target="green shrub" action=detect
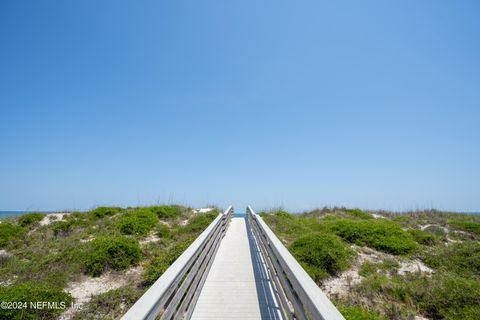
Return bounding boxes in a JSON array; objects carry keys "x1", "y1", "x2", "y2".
[
  {"x1": 0, "y1": 282, "x2": 73, "y2": 319},
  {"x1": 86, "y1": 236, "x2": 141, "y2": 276},
  {"x1": 143, "y1": 238, "x2": 193, "y2": 285},
  {"x1": 344, "y1": 208, "x2": 373, "y2": 219},
  {"x1": 143, "y1": 258, "x2": 171, "y2": 286},
  {"x1": 143, "y1": 212, "x2": 218, "y2": 284},
  {"x1": 180, "y1": 212, "x2": 218, "y2": 234},
  {"x1": 392, "y1": 215, "x2": 410, "y2": 223},
  {"x1": 338, "y1": 305, "x2": 386, "y2": 320},
  {"x1": 326, "y1": 219, "x2": 417, "y2": 255},
  {"x1": 89, "y1": 207, "x2": 122, "y2": 219},
  {"x1": 274, "y1": 210, "x2": 292, "y2": 219},
  {"x1": 262, "y1": 208, "x2": 480, "y2": 320},
  {"x1": 51, "y1": 220, "x2": 74, "y2": 236},
  {"x1": 449, "y1": 220, "x2": 480, "y2": 237},
  {"x1": 69, "y1": 211, "x2": 84, "y2": 219},
  {"x1": 356, "y1": 270, "x2": 480, "y2": 320},
  {"x1": 262, "y1": 212, "x2": 313, "y2": 244},
  {"x1": 117, "y1": 209, "x2": 158, "y2": 235},
  {"x1": 289, "y1": 233, "x2": 355, "y2": 282},
  {"x1": 409, "y1": 229, "x2": 438, "y2": 246},
  {"x1": 0, "y1": 223, "x2": 24, "y2": 248},
  {"x1": 418, "y1": 272, "x2": 480, "y2": 320},
  {"x1": 18, "y1": 213, "x2": 45, "y2": 227},
  {"x1": 150, "y1": 206, "x2": 182, "y2": 219},
  {"x1": 29, "y1": 242, "x2": 90, "y2": 288},
  {"x1": 356, "y1": 272, "x2": 428, "y2": 317},
  {"x1": 422, "y1": 241, "x2": 480, "y2": 277}
]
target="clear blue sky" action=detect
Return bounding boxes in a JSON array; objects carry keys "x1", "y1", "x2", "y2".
[{"x1": 1, "y1": 1, "x2": 479, "y2": 212}]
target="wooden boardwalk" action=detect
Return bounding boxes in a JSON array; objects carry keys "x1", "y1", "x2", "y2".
[
  {"x1": 122, "y1": 207, "x2": 345, "y2": 320},
  {"x1": 190, "y1": 217, "x2": 282, "y2": 320}
]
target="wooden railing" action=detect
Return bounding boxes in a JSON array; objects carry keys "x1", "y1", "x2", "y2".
[
  {"x1": 121, "y1": 206, "x2": 234, "y2": 320},
  {"x1": 246, "y1": 206, "x2": 345, "y2": 320}
]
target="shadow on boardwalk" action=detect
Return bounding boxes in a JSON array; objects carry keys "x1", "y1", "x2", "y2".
[{"x1": 246, "y1": 219, "x2": 283, "y2": 320}]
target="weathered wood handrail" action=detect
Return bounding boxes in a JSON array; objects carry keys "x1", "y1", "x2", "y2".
[
  {"x1": 121, "y1": 206, "x2": 234, "y2": 320},
  {"x1": 246, "y1": 206, "x2": 345, "y2": 320}
]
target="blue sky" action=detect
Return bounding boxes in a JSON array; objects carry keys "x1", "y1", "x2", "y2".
[{"x1": 1, "y1": 1, "x2": 479, "y2": 212}]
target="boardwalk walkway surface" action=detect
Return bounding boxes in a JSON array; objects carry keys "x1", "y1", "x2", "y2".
[{"x1": 191, "y1": 216, "x2": 282, "y2": 320}]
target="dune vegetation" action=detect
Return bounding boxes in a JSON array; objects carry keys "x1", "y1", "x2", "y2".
[
  {"x1": 262, "y1": 208, "x2": 480, "y2": 320},
  {"x1": 2, "y1": 205, "x2": 479, "y2": 320},
  {"x1": 0, "y1": 205, "x2": 219, "y2": 320}
]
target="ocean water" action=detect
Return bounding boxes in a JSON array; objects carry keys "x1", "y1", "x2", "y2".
[
  {"x1": 0, "y1": 211, "x2": 40, "y2": 218},
  {"x1": 233, "y1": 212, "x2": 246, "y2": 218},
  {"x1": 0, "y1": 211, "x2": 25, "y2": 218}
]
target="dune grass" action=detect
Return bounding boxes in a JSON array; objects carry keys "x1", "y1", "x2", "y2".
[
  {"x1": 422, "y1": 241, "x2": 480, "y2": 277},
  {"x1": 263, "y1": 207, "x2": 480, "y2": 320},
  {"x1": 0, "y1": 205, "x2": 219, "y2": 319},
  {"x1": 448, "y1": 219, "x2": 480, "y2": 237},
  {"x1": 18, "y1": 213, "x2": 45, "y2": 227},
  {"x1": 142, "y1": 211, "x2": 218, "y2": 285},
  {"x1": 325, "y1": 218, "x2": 417, "y2": 255},
  {"x1": 116, "y1": 208, "x2": 158, "y2": 236},
  {"x1": 290, "y1": 233, "x2": 355, "y2": 281},
  {"x1": 338, "y1": 305, "x2": 386, "y2": 320},
  {"x1": 0, "y1": 223, "x2": 24, "y2": 248},
  {"x1": 71, "y1": 286, "x2": 143, "y2": 320},
  {"x1": 0, "y1": 282, "x2": 73, "y2": 320},
  {"x1": 85, "y1": 236, "x2": 142, "y2": 276}
]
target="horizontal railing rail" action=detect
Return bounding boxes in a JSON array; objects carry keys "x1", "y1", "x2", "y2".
[
  {"x1": 247, "y1": 206, "x2": 345, "y2": 320},
  {"x1": 122, "y1": 206, "x2": 234, "y2": 320}
]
